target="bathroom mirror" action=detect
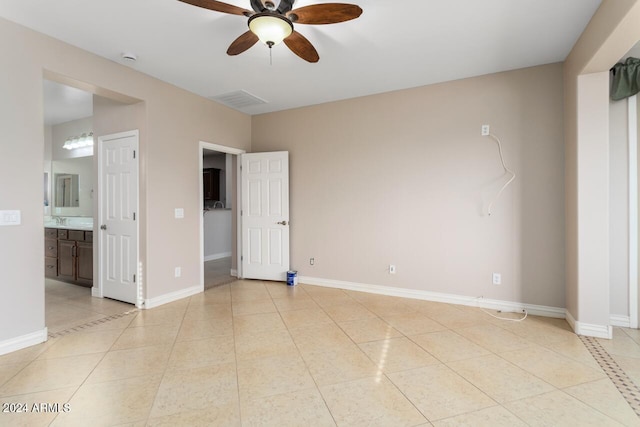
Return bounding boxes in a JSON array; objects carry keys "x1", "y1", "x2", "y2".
[
  {"x1": 50, "y1": 157, "x2": 93, "y2": 216},
  {"x1": 54, "y1": 173, "x2": 79, "y2": 207}
]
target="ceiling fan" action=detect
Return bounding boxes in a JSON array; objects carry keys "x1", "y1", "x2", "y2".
[{"x1": 178, "y1": 0, "x2": 363, "y2": 63}]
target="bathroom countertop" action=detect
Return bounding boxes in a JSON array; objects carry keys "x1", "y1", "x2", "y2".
[
  {"x1": 44, "y1": 218, "x2": 94, "y2": 231},
  {"x1": 45, "y1": 224, "x2": 93, "y2": 231}
]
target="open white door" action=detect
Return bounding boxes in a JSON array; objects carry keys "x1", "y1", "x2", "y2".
[
  {"x1": 241, "y1": 151, "x2": 289, "y2": 281},
  {"x1": 98, "y1": 130, "x2": 139, "y2": 304}
]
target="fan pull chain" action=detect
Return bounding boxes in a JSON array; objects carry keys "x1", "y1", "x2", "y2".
[{"x1": 267, "y1": 41, "x2": 274, "y2": 66}]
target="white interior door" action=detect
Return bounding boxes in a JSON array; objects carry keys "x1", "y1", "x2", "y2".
[
  {"x1": 99, "y1": 130, "x2": 139, "y2": 304},
  {"x1": 241, "y1": 151, "x2": 289, "y2": 281}
]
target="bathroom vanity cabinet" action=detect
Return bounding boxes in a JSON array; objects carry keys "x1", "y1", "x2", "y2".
[{"x1": 45, "y1": 228, "x2": 93, "y2": 287}]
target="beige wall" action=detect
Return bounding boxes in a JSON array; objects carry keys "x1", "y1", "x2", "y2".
[
  {"x1": 0, "y1": 17, "x2": 250, "y2": 348},
  {"x1": 564, "y1": 0, "x2": 640, "y2": 329},
  {"x1": 253, "y1": 63, "x2": 565, "y2": 308}
]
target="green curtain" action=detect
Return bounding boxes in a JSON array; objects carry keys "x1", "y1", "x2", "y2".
[{"x1": 611, "y1": 57, "x2": 640, "y2": 101}]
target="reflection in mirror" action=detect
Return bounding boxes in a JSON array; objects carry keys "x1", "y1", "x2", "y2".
[
  {"x1": 50, "y1": 157, "x2": 93, "y2": 216},
  {"x1": 54, "y1": 173, "x2": 79, "y2": 207},
  {"x1": 44, "y1": 172, "x2": 49, "y2": 207}
]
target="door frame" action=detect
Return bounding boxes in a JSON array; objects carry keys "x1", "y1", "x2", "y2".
[
  {"x1": 199, "y1": 141, "x2": 246, "y2": 290},
  {"x1": 95, "y1": 130, "x2": 140, "y2": 306},
  {"x1": 629, "y1": 95, "x2": 638, "y2": 329}
]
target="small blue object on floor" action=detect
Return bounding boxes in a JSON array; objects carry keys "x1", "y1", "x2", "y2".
[{"x1": 287, "y1": 270, "x2": 298, "y2": 286}]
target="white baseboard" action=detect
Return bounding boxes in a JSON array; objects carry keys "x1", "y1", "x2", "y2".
[
  {"x1": 143, "y1": 284, "x2": 202, "y2": 309},
  {"x1": 231, "y1": 269, "x2": 238, "y2": 277},
  {"x1": 204, "y1": 252, "x2": 232, "y2": 262},
  {"x1": 298, "y1": 276, "x2": 566, "y2": 319},
  {"x1": 611, "y1": 314, "x2": 631, "y2": 328},
  {"x1": 566, "y1": 310, "x2": 612, "y2": 339},
  {"x1": 0, "y1": 327, "x2": 48, "y2": 356}
]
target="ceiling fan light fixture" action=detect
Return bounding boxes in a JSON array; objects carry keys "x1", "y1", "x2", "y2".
[{"x1": 248, "y1": 12, "x2": 293, "y2": 47}]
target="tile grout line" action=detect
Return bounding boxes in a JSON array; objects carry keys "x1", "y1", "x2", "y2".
[{"x1": 579, "y1": 335, "x2": 640, "y2": 418}]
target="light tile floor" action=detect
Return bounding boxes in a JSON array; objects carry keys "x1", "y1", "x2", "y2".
[
  {"x1": 45, "y1": 279, "x2": 134, "y2": 335},
  {"x1": 1, "y1": 280, "x2": 638, "y2": 426}
]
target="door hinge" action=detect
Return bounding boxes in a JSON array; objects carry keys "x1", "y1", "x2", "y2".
[
  {"x1": 133, "y1": 274, "x2": 136, "y2": 283},
  {"x1": 241, "y1": 255, "x2": 243, "y2": 261},
  {"x1": 133, "y1": 212, "x2": 136, "y2": 221},
  {"x1": 241, "y1": 210, "x2": 243, "y2": 216},
  {"x1": 133, "y1": 150, "x2": 136, "y2": 159}
]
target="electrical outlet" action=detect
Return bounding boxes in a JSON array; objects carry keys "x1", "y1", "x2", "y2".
[
  {"x1": 175, "y1": 267, "x2": 181, "y2": 278},
  {"x1": 492, "y1": 272, "x2": 501, "y2": 285},
  {"x1": 310, "y1": 257, "x2": 315, "y2": 266},
  {"x1": 389, "y1": 264, "x2": 396, "y2": 274},
  {"x1": 481, "y1": 124, "x2": 490, "y2": 136}
]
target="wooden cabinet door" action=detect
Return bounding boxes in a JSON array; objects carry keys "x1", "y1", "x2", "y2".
[
  {"x1": 76, "y1": 241, "x2": 93, "y2": 286},
  {"x1": 57, "y1": 240, "x2": 76, "y2": 281},
  {"x1": 203, "y1": 168, "x2": 221, "y2": 201}
]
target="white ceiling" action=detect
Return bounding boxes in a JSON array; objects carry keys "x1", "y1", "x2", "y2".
[{"x1": 2, "y1": 0, "x2": 604, "y2": 116}]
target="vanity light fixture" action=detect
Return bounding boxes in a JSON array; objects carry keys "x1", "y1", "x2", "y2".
[{"x1": 63, "y1": 132, "x2": 94, "y2": 150}]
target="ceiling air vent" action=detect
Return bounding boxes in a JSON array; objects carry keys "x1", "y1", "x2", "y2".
[{"x1": 210, "y1": 90, "x2": 267, "y2": 110}]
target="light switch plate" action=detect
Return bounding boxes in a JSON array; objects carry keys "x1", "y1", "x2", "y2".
[
  {"x1": 0, "y1": 210, "x2": 21, "y2": 226},
  {"x1": 174, "y1": 208, "x2": 184, "y2": 219}
]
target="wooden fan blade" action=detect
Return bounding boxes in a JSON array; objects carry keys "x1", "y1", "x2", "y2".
[
  {"x1": 284, "y1": 31, "x2": 319, "y2": 63},
  {"x1": 287, "y1": 3, "x2": 362, "y2": 25},
  {"x1": 227, "y1": 31, "x2": 259, "y2": 55},
  {"x1": 178, "y1": 0, "x2": 252, "y2": 16}
]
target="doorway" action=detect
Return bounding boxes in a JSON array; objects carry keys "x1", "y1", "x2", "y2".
[
  {"x1": 199, "y1": 142, "x2": 245, "y2": 289},
  {"x1": 42, "y1": 80, "x2": 132, "y2": 334}
]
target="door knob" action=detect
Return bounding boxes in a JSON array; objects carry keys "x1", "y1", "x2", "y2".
[
  {"x1": 276, "y1": 220, "x2": 288, "y2": 226},
  {"x1": 100, "y1": 224, "x2": 107, "y2": 230}
]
